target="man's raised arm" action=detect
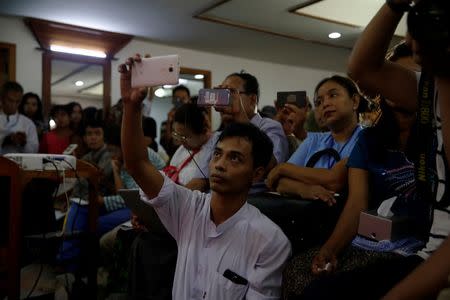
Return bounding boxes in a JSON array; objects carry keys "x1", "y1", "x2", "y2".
[{"x1": 119, "y1": 54, "x2": 164, "y2": 199}]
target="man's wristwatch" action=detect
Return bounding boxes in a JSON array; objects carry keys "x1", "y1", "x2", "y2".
[{"x1": 386, "y1": 0, "x2": 413, "y2": 14}]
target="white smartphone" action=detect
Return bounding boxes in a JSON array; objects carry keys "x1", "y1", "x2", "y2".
[
  {"x1": 63, "y1": 143, "x2": 78, "y2": 155},
  {"x1": 131, "y1": 55, "x2": 180, "y2": 88}
]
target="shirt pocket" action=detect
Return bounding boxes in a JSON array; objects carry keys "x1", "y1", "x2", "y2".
[{"x1": 208, "y1": 270, "x2": 248, "y2": 300}]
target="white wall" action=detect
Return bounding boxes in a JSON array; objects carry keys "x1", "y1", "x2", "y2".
[{"x1": 1, "y1": 15, "x2": 346, "y2": 130}]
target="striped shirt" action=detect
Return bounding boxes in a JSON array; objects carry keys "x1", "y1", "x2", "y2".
[{"x1": 103, "y1": 147, "x2": 166, "y2": 212}]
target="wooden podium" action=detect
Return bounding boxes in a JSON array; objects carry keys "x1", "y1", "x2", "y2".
[{"x1": 0, "y1": 156, "x2": 100, "y2": 299}]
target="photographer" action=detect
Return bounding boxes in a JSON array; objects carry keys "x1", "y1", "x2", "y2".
[{"x1": 307, "y1": 0, "x2": 450, "y2": 299}]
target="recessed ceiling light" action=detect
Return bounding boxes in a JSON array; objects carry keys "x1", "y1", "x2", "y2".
[
  {"x1": 163, "y1": 85, "x2": 173, "y2": 89},
  {"x1": 154, "y1": 88, "x2": 165, "y2": 97},
  {"x1": 194, "y1": 74, "x2": 204, "y2": 80},
  {"x1": 328, "y1": 32, "x2": 342, "y2": 39},
  {"x1": 75, "y1": 80, "x2": 84, "y2": 86}
]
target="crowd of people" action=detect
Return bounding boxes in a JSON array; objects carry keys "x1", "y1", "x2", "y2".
[{"x1": 1, "y1": 0, "x2": 450, "y2": 299}]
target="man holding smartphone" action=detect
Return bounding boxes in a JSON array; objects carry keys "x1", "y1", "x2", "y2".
[
  {"x1": 191, "y1": 72, "x2": 289, "y2": 193},
  {"x1": 119, "y1": 55, "x2": 291, "y2": 299}
]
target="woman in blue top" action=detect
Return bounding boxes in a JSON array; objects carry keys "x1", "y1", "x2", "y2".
[
  {"x1": 283, "y1": 97, "x2": 428, "y2": 299},
  {"x1": 266, "y1": 75, "x2": 365, "y2": 203}
]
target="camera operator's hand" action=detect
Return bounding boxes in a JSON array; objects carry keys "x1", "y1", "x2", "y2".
[
  {"x1": 213, "y1": 85, "x2": 250, "y2": 123},
  {"x1": 118, "y1": 53, "x2": 148, "y2": 107}
]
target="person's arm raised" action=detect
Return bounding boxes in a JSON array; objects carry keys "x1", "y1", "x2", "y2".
[
  {"x1": 347, "y1": 1, "x2": 417, "y2": 113},
  {"x1": 119, "y1": 54, "x2": 164, "y2": 199}
]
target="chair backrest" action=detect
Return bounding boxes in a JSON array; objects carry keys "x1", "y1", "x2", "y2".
[{"x1": 0, "y1": 156, "x2": 22, "y2": 299}]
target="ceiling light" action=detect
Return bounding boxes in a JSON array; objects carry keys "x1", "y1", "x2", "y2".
[
  {"x1": 75, "y1": 80, "x2": 84, "y2": 87},
  {"x1": 328, "y1": 32, "x2": 342, "y2": 39},
  {"x1": 194, "y1": 74, "x2": 204, "y2": 80},
  {"x1": 50, "y1": 44, "x2": 107, "y2": 58},
  {"x1": 154, "y1": 88, "x2": 165, "y2": 98},
  {"x1": 163, "y1": 85, "x2": 173, "y2": 89},
  {"x1": 179, "y1": 79, "x2": 188, "y2": 84}
]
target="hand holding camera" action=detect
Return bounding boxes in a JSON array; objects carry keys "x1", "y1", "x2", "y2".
[
  {"x1": 198, "y1": 86, "x2": 250, "y2": 123},
  {"x1": 118, "y1": 54, "x2": 149, "y2": 107}
]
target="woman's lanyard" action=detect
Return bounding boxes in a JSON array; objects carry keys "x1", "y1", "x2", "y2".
[{"x1": 327, "y1": 126, "x2": 359, "y2": 169}]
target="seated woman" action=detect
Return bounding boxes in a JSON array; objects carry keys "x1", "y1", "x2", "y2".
[
  {"x1": 266, "y1": 75, "x2": 365, "y2": 204},
  {"x1": 164, "y1": 103, "x2": 211, "y2": 188},
  {"x1": 18, "y1": 92, "x2": 47, "y2": 140},
  {"x1": 283, "y1": 99, "x2": 427, "y2": 299},
  {"x1": 39, "y1": 104, "x2": 72, "y2": 154}
]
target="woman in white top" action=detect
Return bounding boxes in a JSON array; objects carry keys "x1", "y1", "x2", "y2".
[{"x1": 165, "y1": 103, "x2": 211, "y2": 187}]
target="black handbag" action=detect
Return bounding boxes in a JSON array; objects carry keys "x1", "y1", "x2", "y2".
[{"x1": 249, "y1": 148, "x2": 345, "y2": 254}]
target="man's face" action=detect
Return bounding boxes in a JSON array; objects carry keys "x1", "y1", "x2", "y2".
[
  {"x1": 84, "y1": 127, "x2": 105, "y2": 151},
  {"x1": 209, "y1": 136, "x2": 256, "y2": 195},
  {"x1": 219, "y1": 76, "x2": 256, "y2": 126},
  {"x1": 173, "y1": 90, "x2": 190, "y2": 104},
  {"x1": 1, "y1": 90, "x2": 22, "y2": 115}
]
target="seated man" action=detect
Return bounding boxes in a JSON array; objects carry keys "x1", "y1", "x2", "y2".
[
  {"x1": 119, "y1": 55, "x2": 291, "y2": 299},
  {"x1": 0, "y1": 81, "x2": 38, "y2": 154},
  {"x1": 58, "y1": 120, "x2": 133, "y2": 268},
  {"x1": 192, "y1": 71, "x2": 289, "y2": 193}
]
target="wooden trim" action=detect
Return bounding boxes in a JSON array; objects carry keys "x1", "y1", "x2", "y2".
[
  {"x1": 194, "y1": 14, "x2": 351, "y2": 50},
  {"x1": 42, "y1": 52, "x2": 52, "y2": 118},
  {"x1": 41, "y1": 50, "x2": 111, "y2": 116},
  {"x1": 180, "y1": 67, "x2": 212, "y2": 88},
  {"x1": 288, "y1": 0, "x2": 324, "y2": 12},
  {"x1": 193, "y1": 0, "x2": 232, "y2": 17},
  {"x1": 24, "y1": 18, "x2": 133, "y2": 58},
  {"x1": 193, "y1": 1, "x2": 351, "y2": 50},
  {"x1": 0, "y1": 42, "x2": 16, "y2": 83},
  {"x1": 180, "y1": 67, "x2": 212, "y2": 121},
  {"x1": 103, "y1": 61, "x2": 111, "y2": 118}
]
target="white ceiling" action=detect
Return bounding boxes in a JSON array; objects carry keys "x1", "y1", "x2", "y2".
[{"x1": 0, "y1": 0, "x2": 403, "y2": 71}]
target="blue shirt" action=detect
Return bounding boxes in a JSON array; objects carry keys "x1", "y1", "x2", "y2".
[
  {"x1": 288, "y1": 126, "x2": 362, "y2": 168},
  {"x1": 346, "y1": 129, "x2": 417, "y2": 212}
]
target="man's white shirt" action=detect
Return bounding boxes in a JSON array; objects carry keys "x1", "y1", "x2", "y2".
[
  {"x1": 0, "y1": 112, "x2": 38, "y2": 154},
  {"x1": 140, "y1": 176, "x2": 291, "y2": 299}
]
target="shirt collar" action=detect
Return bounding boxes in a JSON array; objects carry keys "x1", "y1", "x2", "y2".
[{"x1": 206, "y1": 202, "x2": 249, "y2": 238}]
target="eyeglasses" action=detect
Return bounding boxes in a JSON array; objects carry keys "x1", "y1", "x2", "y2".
[{"x1": 171, "y1": 130, "x2": 188, "y2": 142}]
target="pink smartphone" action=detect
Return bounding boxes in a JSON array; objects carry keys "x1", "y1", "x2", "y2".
[
  {"x1": 131, "y1": 55, "x2": 180, "y2": 88},
  {"x1": 197, "y1": 89, "x2": 231, "y2": 107}
]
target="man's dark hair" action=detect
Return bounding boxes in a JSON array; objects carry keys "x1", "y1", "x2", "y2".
[
  {"x1": 1, "y1": 81, "x2": 23, "y2": 97},
  {"x1": 217, "y1": 123, "x2": 273, "y2": 169},
  {"x1": 81, "y1": 118, "x2": 104, "y2": 136},
  {"x1": 226, "y1": 72, "x2": 260, "y2": 100},
  {"x1": 49, "y1": 104, "x2": 71, "y2": 118},
  {"x1": 172, "y1": 85, "x2": 190, "y2": 98},
  {"x1": 174, "y1": 103, "x2": 208, "y2": 135}
]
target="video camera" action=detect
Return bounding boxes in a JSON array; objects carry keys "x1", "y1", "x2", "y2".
[{"x1": 407, "y1": 0, "x2": 450, "y2": 75}]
